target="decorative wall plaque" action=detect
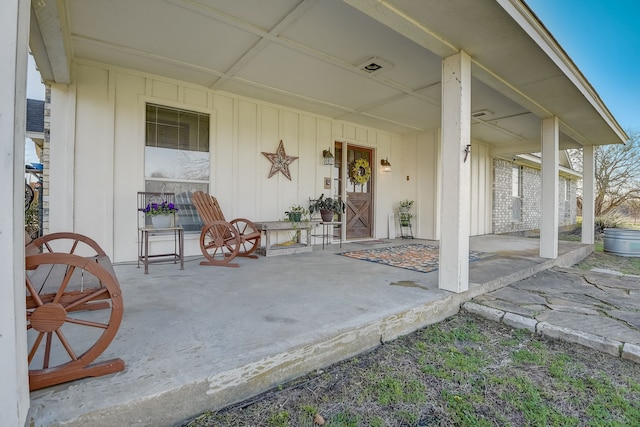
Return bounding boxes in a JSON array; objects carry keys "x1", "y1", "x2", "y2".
[{"x1": 262, "y1": 140, "x2": 298, "y2": 181}]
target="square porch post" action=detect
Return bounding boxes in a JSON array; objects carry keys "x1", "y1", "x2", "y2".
[
  {"x1": 540, "y1": 116, "x2": 559, "y2": 258},
  {"x1": 581, "y1": 145, "x2": 595, "y2": 244},
  {"x1": 0, "y1": 0, "x2": 31, "y2": 424},
  {"x1": 439, "y1": 51, "x2": 471, "y2": 293}
]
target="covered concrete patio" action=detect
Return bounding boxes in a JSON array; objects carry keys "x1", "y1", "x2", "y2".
[{"x1": 27, "y1": 235, "x2": 591, "y2": 427}]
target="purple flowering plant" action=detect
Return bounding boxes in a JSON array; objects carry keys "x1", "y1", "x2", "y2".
[{"x1": 143, "y1": 201, "x2": 178, "y2": 216}]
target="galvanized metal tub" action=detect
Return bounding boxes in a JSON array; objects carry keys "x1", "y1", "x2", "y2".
[{"x1": 603, "y1": 228, "x2": 640, "y2": 257}]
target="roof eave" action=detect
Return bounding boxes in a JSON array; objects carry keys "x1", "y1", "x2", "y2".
[
  {"x1": 29, "y1": 1, "x2": 71, "y2": 85},
  {"x1": 500, "y1": 0, "x2": 628, "y2": 145}
]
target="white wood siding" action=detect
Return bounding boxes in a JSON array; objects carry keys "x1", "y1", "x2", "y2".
[
  {"x1": 469, "y1": 141, "x2": 492, "y2": 236},
  {"x1": 48, "y1": 61, "x2": 497, "y2": 261},
  {"x1": 399, "y1": 132, "x2": 492, "y2": 239},
  {"x1": 54, "y1": 61, "x2": 402, "y2": 262}
]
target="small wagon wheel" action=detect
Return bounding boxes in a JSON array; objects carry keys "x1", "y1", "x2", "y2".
[
  {"x1": 25, "y1": 182, "x2": 35, "y2": 211},
  {"x1": 25, "y1": 253, "x2": 124, "y2": 390},
  {"x1": 199, "y1": 220, "x2": 241, "y2": 267},
  {"x1": 230, "y1": 218, "x2": 261, "y2": 258}
]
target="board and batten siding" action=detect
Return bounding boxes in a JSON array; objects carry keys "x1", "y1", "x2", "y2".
[
  {"x1": 50, "y1": 61, "x2": 407, "y2": 262},
  {"x1": 46, "y1": 61, "x2": 500, "y2": 262},
  {"x1": 401, "y1": 131, "x2": 492, "y2": 240}
]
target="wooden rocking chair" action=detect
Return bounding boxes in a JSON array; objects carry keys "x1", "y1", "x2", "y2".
[{"x1": 191, "y1": 191, "x2": 261, "y2": 267}]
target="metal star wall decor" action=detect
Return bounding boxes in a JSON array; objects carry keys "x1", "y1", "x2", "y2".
[{"x1": 262, "y1": 140, "x2": 298, "y2": 180}]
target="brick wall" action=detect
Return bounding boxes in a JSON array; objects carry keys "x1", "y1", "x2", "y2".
[
  {"x1": 492, "y1": 159, "x2": 512, "y2": 233},
  {"x1": 41, "y1": 85, "x2": 50, "y2": 234},
  {"x1": 492, "y1": 158, "x2": 577, "y2": 234}
]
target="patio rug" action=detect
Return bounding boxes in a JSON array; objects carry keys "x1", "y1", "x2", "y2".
[{"x1": 338, "y1": 243, "x2": 490, "y2": 273}]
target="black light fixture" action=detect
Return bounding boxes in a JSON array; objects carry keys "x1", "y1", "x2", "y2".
[
  {"x1": 322, "y1": 149, "x2": 334, "y2": 165},
  {"x1": 381, "y1": 158, "x2": 392, "y2": 172}
]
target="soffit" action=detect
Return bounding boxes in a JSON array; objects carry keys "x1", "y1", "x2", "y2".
[{"x1": 30, "y1": 0, "x2": 627, "y2": 151}]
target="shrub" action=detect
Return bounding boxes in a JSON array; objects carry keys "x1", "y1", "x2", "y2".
[
  {"x1": 25, "y1": 201, "x2": 39, "y2": 240},
  {"x1": 594, "y1": 213, "x2": 625, "y2": 234}
]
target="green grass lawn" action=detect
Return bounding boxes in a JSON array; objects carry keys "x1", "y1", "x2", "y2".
[
  {"x1": 559, "y1": 225, "x2": 640, "y2": 275},
  {"x1": 184, "y1": 315, "x2": 640, "y2": 427}
]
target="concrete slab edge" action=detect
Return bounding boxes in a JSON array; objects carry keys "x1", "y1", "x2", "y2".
[
  {"x1": 622, "y1": 343, "x2": 640, "y2": 363},
  {"x1": 503, "y1": 312, "x2": 537, "y2": 332},
  {"x1": 556, "y1": 244, "x2": 593, "y2": 267},
  {"x1": 467, "y1": 258, "x2": 561, "y2": 300},
  {"x1": 49, "y1": 297, "x2": 462, "y2": 427},
  {"x1": 463, "y1": 302, "x2": 640, "y2": 366},
  {"x1": 462, "y1": 302, "x2": 504, "y2": 322},
  {"x1": 537, "y1": 322, "x2": 622, "y2": 357}
]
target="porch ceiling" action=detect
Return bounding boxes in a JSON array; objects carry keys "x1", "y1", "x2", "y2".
[{"x1": 30, "y1": 0, "x2": 627, "y2": 152}]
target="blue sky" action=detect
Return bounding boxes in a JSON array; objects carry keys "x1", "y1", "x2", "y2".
[
  {"x1": 526, "y1": 0, "x2": 640, "y2": 134},
  {"x1": 25, "y1": 54, "x2": 45, "y2": 164},
  {"x1": 26, "y1": 55, "x2": 44, "y2": 164},
  {"x1": 27, "y1": 54, "x2": 45, "y2": 101}
]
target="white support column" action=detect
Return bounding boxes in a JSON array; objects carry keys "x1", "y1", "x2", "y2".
[
  {"x1": 439, "y1": 51, "x2": 471, "y2": 293},
  {"x1": 540, "y1": 117, "x2": 559, "y2": 258},
  {"x1": 581, "y1": 145, "x2": 595, "y2": 244},
  {"x1": 0, "y1": 1, "x2": 30, "y2": 424}
]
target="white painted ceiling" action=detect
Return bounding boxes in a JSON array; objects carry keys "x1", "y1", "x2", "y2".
[{"x1": 31, "y1": 0, "x2": 628, "y2": 153}]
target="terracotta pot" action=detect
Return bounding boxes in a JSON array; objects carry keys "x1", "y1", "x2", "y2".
[{"x1": 320, "y1": 209, "x2": 334, "y2": 222}]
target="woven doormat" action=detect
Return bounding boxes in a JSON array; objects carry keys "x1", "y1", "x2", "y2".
[{"x1": 339, "y1": 244, "x2": 490, "y2": 273}]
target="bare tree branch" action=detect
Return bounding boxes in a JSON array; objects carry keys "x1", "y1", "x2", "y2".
[{"x1": 587, "y1": 129, "x2": 640, "y2": 216}]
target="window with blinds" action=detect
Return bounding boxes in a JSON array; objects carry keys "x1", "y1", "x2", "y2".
[{"x1": 144, "y1": 104, "x2": 210, "y2": 232}]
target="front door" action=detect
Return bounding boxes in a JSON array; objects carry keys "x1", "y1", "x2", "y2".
[{"x1": 336, "y1": 143, "x2": 373, "y2": 239}]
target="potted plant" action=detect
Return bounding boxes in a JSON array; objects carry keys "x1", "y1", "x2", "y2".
[
  {"x1": 399, "y1": 211, "x2": 413, "y2": 226},
  {"x1": 398, "y1": 200, "x2": 414, "y2": 226},
  {"x1": 399, "y1": 199, "x2": 414, "y2": 211},
  {"x1": 142, "y1": 200, "x2": 178, "y2": 228},
  {"x1": 309, "y1": 193, "x2": 346, "y2": 222},
  {"x1": 280, "y1": 204, "x2": 310, "y2": 245},
  {"x1": 284, "y1": 204, "x2": 308, "y2": 223}
]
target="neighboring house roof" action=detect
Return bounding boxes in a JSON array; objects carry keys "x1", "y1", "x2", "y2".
[
  {"x1": 29, "y1": 0, "x2": 627, "y2": 152},
  {"x1": 26, "y1": 99, "x2": 44, "y2": 134}
]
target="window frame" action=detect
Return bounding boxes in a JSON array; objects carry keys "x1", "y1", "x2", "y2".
[
  {"x1": 143, "y1": 101, "x2": 213, "y2": 233},
  {"x1": 511, "y1": 164, "x2": 523, "y2": 223}
]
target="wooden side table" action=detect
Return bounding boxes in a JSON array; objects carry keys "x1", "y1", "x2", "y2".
[{"x1": 255, "y1": 221, "x2": 313, "y2": 256}]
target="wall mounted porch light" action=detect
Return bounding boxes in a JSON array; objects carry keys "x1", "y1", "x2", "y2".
[
  {"x1": 322, "y1": 149, "x2": 334, "y2": 165},
  {"x1": 381, "y1": 158, "x2": 392, "y2": 172}
]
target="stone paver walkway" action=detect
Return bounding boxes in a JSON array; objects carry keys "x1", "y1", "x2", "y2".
[{"x1": 464, "y1": 267, "x2": 640, "y2": 363}]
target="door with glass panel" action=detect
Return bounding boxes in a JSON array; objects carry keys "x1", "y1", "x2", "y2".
[{"x1": 335, "y1": 142, "x2": 373, "y2": 239}]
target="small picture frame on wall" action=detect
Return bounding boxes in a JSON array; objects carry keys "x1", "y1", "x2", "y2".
[{"x1": 324, "y1": 177, "x2": 331, "y2": 189}]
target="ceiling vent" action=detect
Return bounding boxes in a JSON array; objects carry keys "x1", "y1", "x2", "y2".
[
  {"x1": 471, "y1": 109, "x2": 493, "y2": 118},
  {"x1": 358, "y1": 57, "x2": 394, "y2": 74}
]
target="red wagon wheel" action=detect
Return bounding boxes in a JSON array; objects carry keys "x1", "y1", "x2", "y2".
[
  {"x1": 26, "y1": 253, "x2": 124, "y2": 390},
  {"x1": 199, "y1": 220, "x2": 241, "y2": 267},
  {"x1": 27, "y1": 232, "x2": 107, "y2": 257},
  {"x1": 230, "y1": 218, "x2": 261, "y2": 258}
]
